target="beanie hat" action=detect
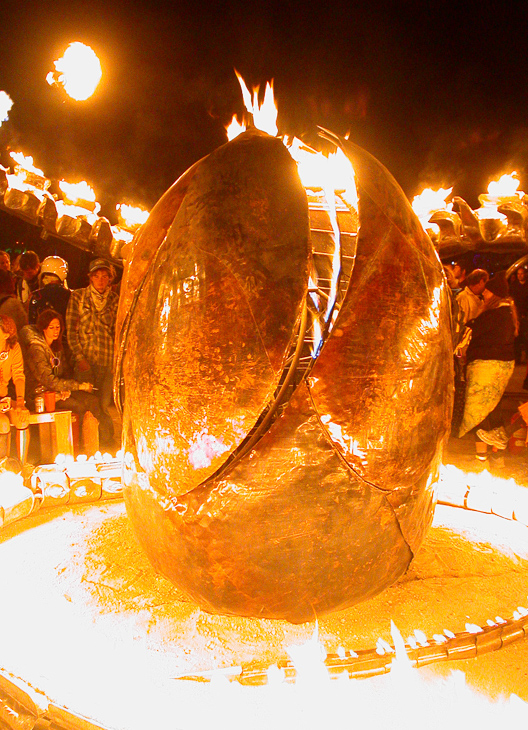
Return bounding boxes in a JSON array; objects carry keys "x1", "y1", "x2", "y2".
[{"x1": 486, "y1": 271, "x2": 509, "y2": 299}]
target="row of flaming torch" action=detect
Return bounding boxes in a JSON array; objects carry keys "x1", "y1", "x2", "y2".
[
  {"x1": 0, "y1": 149, "x2": 149, "y2": 262},
  {"x1": 411, "y1": 173, "x2": 528, "y2": 259},
  {"x1": 2, "y1": 52, "x2": 526, "y2": 267}
]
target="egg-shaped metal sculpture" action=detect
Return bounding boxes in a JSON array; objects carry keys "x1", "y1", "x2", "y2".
[{"x1": 116, "y1": 128, "x2": 453, "y2": 623}]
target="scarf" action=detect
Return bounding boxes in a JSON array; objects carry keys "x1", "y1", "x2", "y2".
[{"x1": 89, "y1": 284, "x2": 110, "y2": 312}]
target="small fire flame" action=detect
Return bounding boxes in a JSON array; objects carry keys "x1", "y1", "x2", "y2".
[
  {"x1": 235, "y1": 71, "x2": 278, "y2": 137},
  {"x1": 476, "y1": 171, "x2": 525, "y2": 221},
  {"x1": 487, "y1": 172, "x2": 523, "y2": 199},
  {"x1": 10, "y1": 151, "x2": 45, "y2": 177},
  {"x1": 111, "y1": 226, "x2": 134, "y2": 243},
  {"x1": 411, "y1": 187, "x2": 453, "y2": 233},
  {"x1": 47, "y1": 42, "x2": 102, "y2": 101},
  {"x1": 226, "y1": 114, "x2": 246, "y2": 141},
  {"x1": 116, "y1": 203, "x2": 150, "y2": 229},
  {"x1": 57, "y1": 179, "x2": 100, "y2": 222},
  {"x1": 0, "y1": 91, "x2": 13, "y2": 126},
  {"x1": 7, "y1": 151, "x2": 48, "y2": 198},
  {"x1": 59, "y1": 179, "x2": 97, "y2": 205}
]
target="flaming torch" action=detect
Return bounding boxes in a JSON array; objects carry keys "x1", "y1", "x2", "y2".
[
  {"x1": 411, "y1": 187, "x2": 454, "y2": 250},
  {"x1": 3, "y1": 151, "x2": 56, "y2": 229},
  {"x1": 0, "y1": 91, "x2": 13, "y2": 127},
  {"x1": 56, "y1": 178, "x2": 103, "y2": 247},
  {"x1": 475, "y1": 172, "x2": 528, "y2": 247},
  {"x1": 112, "y1": 203, "x2": 150, "y2": 260},
  {"x1": 46, "y1": 42, "x2": 102, "y2": 101}
]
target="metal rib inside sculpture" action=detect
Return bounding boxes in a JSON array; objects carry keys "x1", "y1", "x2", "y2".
[{"x1": 116, "y1": 124, "x2": 454, "y2": 623}]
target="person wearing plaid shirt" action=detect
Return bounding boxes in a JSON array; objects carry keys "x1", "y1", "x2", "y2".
[{"x1": 66, "y1": 259, "x2": 119, "y2": 448}]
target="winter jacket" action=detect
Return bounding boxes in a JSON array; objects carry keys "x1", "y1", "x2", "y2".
[
  {"x1": 0, "y1": 294, "x2": 28, "y2": 334},
  {"x1": 28, "y1": 284, "x2": 71, "y2": 325},
  {"x1": 466, "y1": 303, "x2": 516, "y2": 364},
  {"x1": 0, "y1": 343, "x2": 24, "y2": 398},
  {"x1": 19, "y1": 325, "x2": 80, "y2": 399}
]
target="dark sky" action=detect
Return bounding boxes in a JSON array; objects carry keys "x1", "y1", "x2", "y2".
[{"x1": 1, "y1": 0, "x2": 528, "y2": 219}]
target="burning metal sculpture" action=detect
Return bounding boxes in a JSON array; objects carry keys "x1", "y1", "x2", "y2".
[{"x1": 116, "y1": 127, "x2": 453, "y2": 623}]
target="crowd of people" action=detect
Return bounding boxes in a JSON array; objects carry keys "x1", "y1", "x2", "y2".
[
  {"x1": 0, "y1": 242, "x2": 526, "y2": 469},
  {"x1": 446, "y1": 258, "x2": 528, "y2": 463},
  {"x1": 0, "y1": 249, "x2": 119, "y2": 464}
]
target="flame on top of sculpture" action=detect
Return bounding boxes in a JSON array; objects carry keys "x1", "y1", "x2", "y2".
[
  {"x1": 117, "y1": 76, "x2": 453, "y2": 623},
  {"x1": 414, "y1": 172, "x2": 528, "y2": 258},
  {"x1": 46, "y1": 42, "x2": 102, "y2": 101}
]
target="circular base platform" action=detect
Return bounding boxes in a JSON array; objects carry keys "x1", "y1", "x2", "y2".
[{"x1": 1, "y1": 489, "x2": 528, "y2": 728}]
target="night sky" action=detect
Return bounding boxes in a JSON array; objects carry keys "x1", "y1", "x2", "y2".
[{"x1": 1, "y1": 0, "x2": 528, "y2": 220}]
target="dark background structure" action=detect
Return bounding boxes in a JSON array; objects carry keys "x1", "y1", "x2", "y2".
[{"x1": 1, "y1": 0, "x2": 528, "y2": 224}]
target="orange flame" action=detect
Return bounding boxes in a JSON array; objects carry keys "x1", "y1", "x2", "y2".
[
  {"x1": 57, "y1": 179, "x2": 100, "y2": 222},
  {"x1": 47, "y1": 42, "x2": 102, "y2": 101},
  {"x1": 116, "y1": 203, "x2": 149, "y2": 229},
  {"x1": 0, "y1": 91, "x2": 13, "y2": 126},
  {"x1": 225, "y1": 114, "x2": 246, "y2": 141},
  {"x1": 234, "y1": 71, "x2": 278, "y2": 136},
  {"x1": 10, "y1": 151, "x2": 44, "y2": 177},
  {"x1": 487, "y1": 172, "x2": 523, "y2": 199}
]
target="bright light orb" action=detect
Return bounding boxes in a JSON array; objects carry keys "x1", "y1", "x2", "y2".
[
  {"x1": 0, "y1": 91, "x2": 13, "y2": 125},
  {"x1": 47, "y1": 42, "x2": 102, "y2": 101}
]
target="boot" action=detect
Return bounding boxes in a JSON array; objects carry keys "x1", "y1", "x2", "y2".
[
  {"x1": 16, "y1": 428, "x2": 29, "y2": 464},
  {"x1": 0, "y1": 432, "x2": 10, "y2": 459},
  {"x1": 82, "y1": 411, "x2": 100, "y2": 456}
]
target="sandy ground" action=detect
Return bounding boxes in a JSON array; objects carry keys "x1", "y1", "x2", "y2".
[{"x1": 2, "y1": 465, "x2": 528, "y2": 727}]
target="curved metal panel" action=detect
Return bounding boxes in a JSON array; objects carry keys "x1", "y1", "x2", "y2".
[
  {"x1": 115, "y1": 159, "x2": 203, "y2": 351},
  {"x1": 309, "y1": 137, "x2": 453, "y2": 490},
  {"x1": 123, "y1": 383, "x2": 412, "y2": 623},
  {"x1": 123, "y1": 129, "x2": 311, "y2": 496}
]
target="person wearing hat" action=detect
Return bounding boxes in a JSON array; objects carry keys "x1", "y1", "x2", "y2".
[
  {"x1": 65, "y1": 258, "x2": 119, "y2": 449},
  {"x1": 458, "y1": 271, "x2": 516, "y2": 460},
  {"x1": 28, "y1": 256, "x2": 71, "y2": 326},
  {"x1": 15, "y1": 250, "x2": 40, "y2": 306}
]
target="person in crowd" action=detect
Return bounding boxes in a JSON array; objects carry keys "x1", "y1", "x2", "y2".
[
  {"x1": 477, "y1": 399, "x2": 528, "y2": 451},
  {"x1": 458, "y1": 272, "x2": 516, "y2": 460},
  {"x1": 0, "y1": 270, "x2": 28, "y2": 334},
  {"x1": 28, "y1": 256, "x2": 71, "y2": 325},
  {"x1": 66, "y1": 259, "x2": 119, "y2": 448},
  {"x1": 0, "y1": 251, "x2": 11, "y2": 272},
  {"x1": 455, "y1": 268, "x2": 488, "y2": 324},
  {"x1": 11, "y1": 254, "x2": 21, "y2": 277},
  {"x1": 0, "y1": 314, "x2": 30, "y2": 462},
  {"x1": 15, "y1": 251, "x2": 40, "y2": 306},
  {"x1": 445, "y1": 259, "x2": 471, "y2": 295},
  {"x1": 509, "y1": 266, "x2": 528, "y2": 364},
  {"x1": 19, "y1": 310, "x2": 100, "y2": 451},
  {"x1": 452, "y1": 259, "x2": 470, "y2": 291}
]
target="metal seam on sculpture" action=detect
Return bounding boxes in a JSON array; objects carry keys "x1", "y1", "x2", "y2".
[
  {"x1": 305, "y1": 383, "x2": 394, "y2": 495},
  {"x1": 196, "y1": 301, "x2": 309, "y2": 487}
]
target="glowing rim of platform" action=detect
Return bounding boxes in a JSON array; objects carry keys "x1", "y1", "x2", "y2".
[{"x1": 1, "y1": 467, "x2": 528, "y2": 727}]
